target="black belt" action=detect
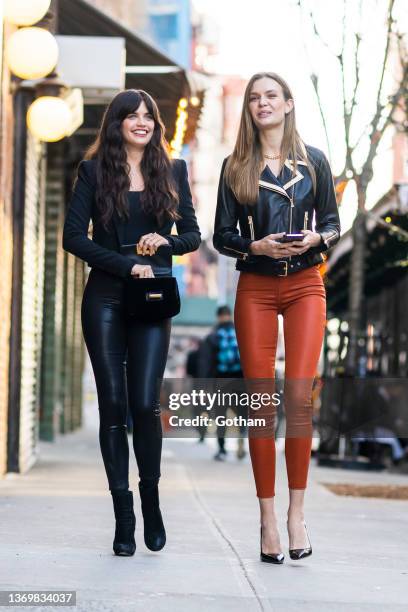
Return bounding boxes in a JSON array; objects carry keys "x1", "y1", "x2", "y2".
[
  {"x1": 270, "y1": 260, "x2": 289, "y2": 276},
  {"x1": 237, "y1": 254, "x2": 323, "y2": 276},
  {"x1": 270, "y1": 259, "x2": 315, "y2": 276}
]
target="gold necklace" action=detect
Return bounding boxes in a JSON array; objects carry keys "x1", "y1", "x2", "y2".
[{"x1": 264, "y1": 153, "x2": 281, "y2": 160}]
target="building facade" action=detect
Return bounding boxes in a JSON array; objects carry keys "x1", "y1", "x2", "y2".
[
  {"x1": 0, "y1": 13, "x2": 15, "y2": 477},
  {"x1": 0, "y1": 0, "x2": 203, "y2": 478}
]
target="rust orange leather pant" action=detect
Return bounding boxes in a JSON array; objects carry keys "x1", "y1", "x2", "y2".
[{"x1": 234, "y1": 265, "x2": 326, "y2": 498}]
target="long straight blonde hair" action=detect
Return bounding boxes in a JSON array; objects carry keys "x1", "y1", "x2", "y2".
[{"x1": 224, "y1": 72, "x2": 316, "y2": 205}]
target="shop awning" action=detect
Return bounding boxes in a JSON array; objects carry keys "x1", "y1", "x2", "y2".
[
  {"x1": 57, "y1": 0, "x2": 205, "y2": 143},
  {"x1": 325, "y1": 187, "x2": 408, "y2": 316}
]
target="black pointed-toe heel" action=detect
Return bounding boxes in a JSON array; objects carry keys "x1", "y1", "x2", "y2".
[
  {"x1": 111, "y1": 490, "x2": 136, "y2": 556},
  {"x1": 288, "y1": 520, "x2": 312, "y2": 560},
  {"x1": 260, "y1": 527, "x2": 285, "y2": 564},
  {"x1": 139, "y1": 481, "x2": 166, "y2": 552}
]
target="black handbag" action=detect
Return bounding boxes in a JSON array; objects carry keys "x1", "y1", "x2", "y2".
[{"x1": 119, "y1": 242, "x2": 180, "y2": 322}]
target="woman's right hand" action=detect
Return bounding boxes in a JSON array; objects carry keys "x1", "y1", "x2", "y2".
[
  {"x1": 130, "y1": 264, "x2": 155, "y2": 278},
  {"x1": 250, "y1": 233, "x2": 304, "y2": 259}
]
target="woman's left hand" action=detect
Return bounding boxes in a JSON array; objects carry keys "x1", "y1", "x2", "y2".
[
  {"x1": 138, "y1": 232, "x2": 169, "y2": 255},
  {"x1": 288, "y1": 230, "x2": 322, "y2": 255}
]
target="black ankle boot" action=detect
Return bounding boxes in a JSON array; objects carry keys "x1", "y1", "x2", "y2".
[
  {"x1": 111, "y1": 490, "x2": 136, "y2": 556},
  {"x1": 139, "y1": 481, "x2": 166, "y2": 551}
]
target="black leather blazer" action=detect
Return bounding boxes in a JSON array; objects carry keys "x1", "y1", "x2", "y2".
[
  {"x1": 213, "y1": 145, "x2": 341, "y2": 275},
  {"x1": 63, "y1": 158, "x2": 201, "y2": 278}
]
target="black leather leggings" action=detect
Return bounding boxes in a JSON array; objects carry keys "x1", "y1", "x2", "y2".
[{"x1": 81, "y1": 268, "x2": 171, "y2": 491}]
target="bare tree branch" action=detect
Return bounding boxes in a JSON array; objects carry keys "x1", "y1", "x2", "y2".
[
  {"x1": 296, "y1": 0, "x2": 332, "y2": 159},
  {"x1": 339, "y1": 1, "x2": 355, "y2": 174},
  {"x1": 297, "y1": 0, "x2": 406, "y2": 198},
  {"x1": 352, "y1": 121, "x2": 374, "y2": 151},
  {"x1": 395, "y1": 29, "x2": 408, "y2": 90},
  {"x1": 339, "y1": 2, "x2": 347, "y2": 126},
  {"x1": 297, "y1": 0, "x2": 338, "y2": 56},
  {"x1": 351, "y1": 18, "x2": 402, "y2": 154},
  {"x1": 351, "y1": 0, "x2": 364, "y2": 103},
  {"x1": 335, "y1": 1, "x2": 364, "y2": 179},
  {"x1": 350, "y1": 30, "x2": 362, "y2": 116},
  {"x1": 357, "y1": 81, "x2": 405, "y2": 202},
  {"x1": 353, "y1": 0, "x2": 400, "y2": 201},
  {"x1": 369, "y1": 0, "x2": 396, "y2": 138},
  {"x1": 310, "y1": 73, "x2": 332, "y2": 159}
]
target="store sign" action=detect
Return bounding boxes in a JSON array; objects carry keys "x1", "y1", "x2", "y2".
[{"x1": 55, "y1": 36, "x2": 126, "y2": 103}]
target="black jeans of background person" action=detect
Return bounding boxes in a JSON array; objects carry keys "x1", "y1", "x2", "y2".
[{"x1": 81, "y1": 268, "x2": 171, "y2": 491}]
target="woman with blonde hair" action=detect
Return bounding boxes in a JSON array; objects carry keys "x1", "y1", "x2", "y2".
[{"x1": 213, "y1": 72, "x2": 340, "y2": 563}]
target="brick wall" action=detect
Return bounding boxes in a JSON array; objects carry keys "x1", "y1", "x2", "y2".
[{"x1": 18, "y1": 132, "x2": 46, "y2": 473}]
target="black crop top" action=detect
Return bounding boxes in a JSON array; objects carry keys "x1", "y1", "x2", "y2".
[{"x1": 123, "y1": 191, "x2": 158, "y2": 245}]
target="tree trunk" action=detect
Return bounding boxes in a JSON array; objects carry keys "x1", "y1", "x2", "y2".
[{"x1": 345, "y1": 209, "x2": 367, "y2": 375}]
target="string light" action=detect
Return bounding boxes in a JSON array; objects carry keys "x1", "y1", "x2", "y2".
[
  {"x1": 170, "y1": 98, "x2": 189, "y2": 158},
  {"x1": 366, "y1": 211, "x2": 408, "y2": 241}
]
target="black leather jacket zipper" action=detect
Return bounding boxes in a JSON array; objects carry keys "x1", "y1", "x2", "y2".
[
  {"x1": 248, "y1": 215, "x2": 255, "y2": 240},
  {"x1": 288, "y1": 184, "x2": 295, "y2": 263}
]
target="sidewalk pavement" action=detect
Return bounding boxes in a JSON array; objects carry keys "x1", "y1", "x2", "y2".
[{"x1": 1, "y1": 384, "x2": 408, "y2": 611}]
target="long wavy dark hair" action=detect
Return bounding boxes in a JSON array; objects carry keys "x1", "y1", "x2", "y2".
[{"x1": 84, "y1": 89, "x2": 180, "y2": 231}]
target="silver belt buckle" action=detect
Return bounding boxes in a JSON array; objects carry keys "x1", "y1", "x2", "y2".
[{"x1": 277, "y1": 260, "x2": 288, "y2": 276}]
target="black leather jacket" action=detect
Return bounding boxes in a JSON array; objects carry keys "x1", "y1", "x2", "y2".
[
  {"x1": 63, "y1": 158, "x2": 201, "y2": 278},
  {"x1": 213, "y1": 145, "x2": 341, "y2": 276}
]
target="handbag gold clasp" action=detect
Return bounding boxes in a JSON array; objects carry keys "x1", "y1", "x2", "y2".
[{"x1": 146, "y1": 292, "x2": 163, "y2": 301}]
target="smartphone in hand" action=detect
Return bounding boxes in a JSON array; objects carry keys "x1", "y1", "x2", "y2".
[{"x1": 279, "y1": 233, "x2": 305, "y2": 243}]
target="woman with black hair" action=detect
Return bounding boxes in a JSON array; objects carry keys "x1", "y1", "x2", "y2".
[{"x1": 63, "y1": 89, "x2": 201, "y2": 556}]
